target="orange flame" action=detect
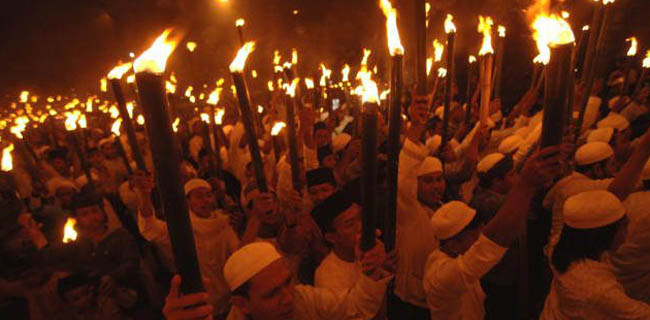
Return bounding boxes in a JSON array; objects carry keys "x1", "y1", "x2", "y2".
[
  {"x1": 271, "y1": 122, "x2": 286, "y2": 136},
  {"x1": 126, "y1": 102, "x2": 134, "y2": 118},
  {"x1": 360, "y1": 75, "x2": 380, "y2": 104},
  {"x1": 1, "y1": 144, "x2": 13, "y2": 172},
  {"x1": 469, "y1": 55, "x2": 477, "y2": 63},
  {"x1": 166, "y1": 81, "x2": 177, "y2": 94},
  {"x1": 19, "y1": 91, "x2": 29, "y2": 103},
  {"x1": 100, "y1": 78, "x2": 108, "y2": 92},
  {"x1": 62, "y1": 218, "x2": 78, "y2": 243},
  {"x1": 111, "y1": 118, "x2": 122, "y2": 136},
  {"x1": 186, "y1": 41, "x2": 197, "y2": 52},
  {"x1": 380, "y1": 89, "x2": 390, "y2": 100},
  {"x1": 437, "y1": 67, "x2": 447, "y2": 78},
  {"x1": 320, "y1": 64, "x2": 331, "y2": 86},
  {"x1": 305, "y1": 78, "x2": 315, "y2": 89},
  {"x1": 361, "y1": 49, "x2": 372, "y2": 67},
  {"x1": 498, "y1": 25, "x2": 506, "y2": 38},
  {"x1": 379, "y1": 0, "x2": 404, "y2": 56},
  {"x1": 207, "y1": 87, "x2": 223, "y2": 105},
  {"x1": 78, "y1": 114, "x2": 87, "y2": 129},
  {"x1": 626, "y1": 37, "x2": 638, "y2": 57},
  {"x1": 292, "y1": 48, "x2": 298, "y2": 65},
  {"x1": 133, "y1": 28, "x2": 181, "y2": 74},
  {"x1": 426, "y1": 58, "x2": 433, "y2": 76},
  {"x1": 433, "y1": 39, "x2": 444, "y2": 62},
  {"x1": 215, "y1": 109, "x2": 225, "y2": 125},
  {"x1": 184, "y1": 86, "x2": 193, "y2": 98},
  {"x1": 531, "y1": 13, "x2": 575, "y2": 65},
  {"x1": 643, "y1": 50, "x2": 650, "y2": 68},
  {"x1": 273, "y1": 50, "x2": 281, "y2": 66},
  {"x1": 229, "y1": 41, "x2": 256, "y2": 72},
  {"x1": 64, "y1": 112, "x2": 79, "y2": 131},
  {"x1": 478, "y1": 16, "x2": 494, "y2": 56},
  {"x1": 444, "y1": 14, "x2": 456, "y2": 34},
  {"x1": 236, "y1": 18, "x2": 245, "y2": 27},
  {"x1": 267, "y1": 81, "x2": 274, "y2": 91},
  {"x1": 135, "y1": 115, "x2": 143, "y2": 125},
  {"x1": 107, "y1": 62, "x2": 133, "y2": 80},
  {"x1": 342, "y1": 64, "x2": 351, "y2": 82},
  {"x1": 285, "y1": 78, "x2": 300, "y2": 98},
  {"x1": 172, "y1": 117, "x2": 180, "y2": 132}
]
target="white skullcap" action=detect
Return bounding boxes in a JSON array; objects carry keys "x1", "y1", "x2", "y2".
[
  {"x1": 597, "y1": 113, "x2": 629, "y2": 131},
  {"x1": 498, "y1": 135, "x2": 523, "y2": 154},
  {"x1": 641, "y1": 160, "x2": 650, "y2": 181},
  {"x1": 183, "y1": 178, "x2": 211, "y2": 196},
  {"x1": 587, "y1": 127, "x2": 615, "y2": 144},
  {"x1": 47, "y1": 177, "x2": 78, "y2": 195},
  {"x1": 431, "y1": 201, "x2": 477, "y2": 240},
  {"x1": 426, "y1": 135, "x2": 442, "y2": 153},
  {"x1": 224, "y1": 242, "x2": 282, "y2": 290},
  {"x1": 435, "y1": 106, "x2": 444, "y2": 119},
  {"x1": 332, "y1": 133, "x2": 352, "y2": 153},
  {"x1": 98, "y1": 137, "x2": 114, "y2": 148},
  {"x1": 575, "y1": 142, "x2": 614, "y2": 166},
  {"x1": 563, "y1": 190, "x2": 625, "y2": 229},
  {"x1": 417, "y1": 157, "x2": 443, "y2": 176},
  {"x1": 477, "y1": 153, "x2": 505, "y2": 173}
]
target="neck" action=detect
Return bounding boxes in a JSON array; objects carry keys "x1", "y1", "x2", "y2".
[{"x1": 333, "y1": 245, "x2": 355, "y2": 263}]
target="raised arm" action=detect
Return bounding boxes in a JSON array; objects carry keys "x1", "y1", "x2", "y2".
[{"x1": 608, "y1": 127, "x2": 650, "y2": 201}]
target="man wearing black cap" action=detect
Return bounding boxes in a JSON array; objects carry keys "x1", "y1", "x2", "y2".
[{"x1": 306, "y1": 167, "x2": 337, "y2": 205}]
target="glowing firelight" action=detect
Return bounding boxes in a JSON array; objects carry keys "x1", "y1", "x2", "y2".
[
  {"x1": 100, "y1": 78, "x2": 108, "y2": 92},
  {"x1": 285, "y1": 78, "x2": 300, "y2": 98},
  {"x1": 62, "y1": 218, "x2": 78, "y2": 243},
  {"x1": 267, "y1": 81, "x2": 274, "y2": 91},
  {"x1": 19, "y1": 91, "x2": 29, "y2": 103},
  {"x1": 136, "y1": 115, "x2": 145, "y2": 125},
  {"x1": 438, "y1": 67, "x2": 448, "y2": 78},
  {"x1": 78, "y1": 115, "x2": 87, "y2": 129},
  {"x1": 273, "y1": 50, "x2": 281, "y2": 66},
  {"x1": 107, "y1": 62, "x2": 133, "y2": 80},
  {"x1": 64, "y1": 112, "x2": 79, "y2": 131},
  {"x1": 172, "y1": 118, "x2": 180, "y2": 132},
  {"x1": 444, "y1": 14, "x2": 456, "y2": 34},
  {"x1": 433, "y1": 39, "x2": 444, "y2": 62},
  {"x1": 360, "y1": 75, "x2": 380, "y2": 105},
  {"x1": 498, "y1": 25, "x2": 506, "y2": 38},
  {"x1": 215, "y1": 109, "x2": 225, "y2": 125},
  {"x1": 582, "y1": 25, "x2": 590, "y2": 31},
  {"x1": 126, "y1": 102, "x2": 134, "y2": 118},
  {"x1": 229, "y1": 42, "x2": 256, "y2": 73},
  {"x1": 531, "y1": 13, "x2": 575, "y2": 65},
  {"x1": 1, "y1": 144, "x2": 14, "y2": 172},
  {"x1": 361, "y1": 49, "x2": 372, "y2": 67},
  {"x1": 305, "y1": 78, "x2": 315, "y2": 89},
  {"x1": 626, "y1": 37, "x2": 638, "y2": 57},
  {"x1": 320, "y1": 64, "x2": 332, "y2": 87},
  {"x1": 643, "y1": 51, "x2": 650, "y2": 69},
  {"x1": 257, "y1": 105, "x2": 264, "y2": 114},
  {"x1": 186, "y1": 41, "x2": 197, "y2": 52},
  {"x1": 426, "y1": 58, "x2": 433, "y2": 76},
  {"x1": 271, "y1": 122, "x2": 286, "y2": 136},
  {"x1": 166, "y1": 81, "x2": 177, "y2": 94},
  {"x1": 342, "y1": 64, "x2": 351, "y2": 82},
  {"x1": 200, "y1": 113, "x2": 210, "y2": 124},
  {"x1": 292, "y1": 48, "x2": 298, "y2": 65},
  {"x1": 236, "y1": 18, "x2": 245, "y2": 27},
  {"x1": 379, "y1": 0, "x2": 405, "y2": 56},
  {"x1": 133, "y1": 28, "x2": 182, "y2": 74},
  {"x1": 111, "y1": 119, "x2": 122, "y2": 136},
  {"x1": 380, "y1": 89, "x2": 391, "y2": 101},
  {"x1": 478, "y1": 16, "x2": 494, "y2": 56},
  {"x1": 185, "y1": 86, "x2": 193, "y2": 98},
  {"x1": 207, "y1": 88, "x2": 223, "y2": 105},
  {"x1": 251, "y1": 70, "x2": 258, "y2": 78},
  {"x1": 469, "y1": 55, "x2": 477, "y2": 64}
]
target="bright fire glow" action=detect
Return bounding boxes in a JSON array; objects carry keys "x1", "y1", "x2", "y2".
[
  {"x1": 626, "y1": 37, "x2": 638, "y2": 57},
  {"x1": 64, "y1": 112, "x2": 79, "y2": 131},
  {"x1": 215, "y1": 109, "x2": 225, "y2": 125},
  {"x1": 380, "y1": 89, "x2": 390, "y2": 100},
  {"x1": 478, "y1": 16, "x2": 494, "y2": 56},
  {"x1": 532, "y1": 13, "x2": 575, "y2": 64},
  {"x1": 433, "y1": 39, "x2": 444, "y2": 62},
  {"x1": 271, "y1": 122, "x2": 286, "y2": 136},
  {"x1": 186, "y1": 41, "x2": 197, "y2": 52},
  {"x1": 292, "y1": 48, "x2": 298, "y2": 65},
  {"x1": 236, "y1": 18, "x2": 245, "y2": 27},
  {"x1": 361, "y1": 49, "x2": 371, "y2": 67},
  {"x1": 185, "y1": 86, "x2": 193, "y2": 98},
  {"x1": 273, "y1": 50, "x2": 281, "y2": 66},
  {"x1": 172, "y1": 118, "x2": 180, "y2": 132},
  {"x1": 111, "y1": 119, "x2": 122, "y2": 136},
  {"x1": 342, "y1": 64, "x2": 350, "y2": 82},
  {"x1": 62, "y1": 218, "x2": 78, "y2": 243},
  {"x1": 437, "y1": 67, "x2": 447, "y2": 78},
  {"x1": 643, "y1": 51, "x2": 650, "y2": 68},
  {"x1": 320, "y1": 64, "x2": 331, "y2": 87},
  {"x1": 133, "y1": 29, "x2": 181, "y2": 74},
  {"x1": 1, "y1": 144, "x2": 13, "y2": 172},
  {"x1": 229, "y1": 41, "x2": 256, "y2": 72},
  {"x1": 257, "y1": 105, "x2": 264, "y2": 114},
  {"x1": 166, "y1": 81, "x2": 176, "y2": 94},
  {"x1": 252, "y1": 70, "x2": 258, "y2": 78},
  {"x1": 100, "y1": 78, "x2": 108, "y2": 92},
  {"x1": 267, "y1": 81, "x2": 274, "y2": 91},
  {"x1": 498, "y1": 25, "x2": 506, "y2": 38},
  {"x1": 200, "y1": 113, "x2": 210, "y2": 123},
  {"x1": 305, "y1": 78, "x2": 315, "y2": 89},
  {"x1": 107, "y1": 62, "x2": 133, "y2": 80},
  {"x1": 360, "y1": 75, "x2": 380, "y2": 104},
  {"x1": 469, "y1": 55, "x2": 477, "y2": 63},
  {"x1": 286, "y1": 78, "x2": 300, "y2": 98},
  {"x1": 582, "y1": 25, "x2": 590, "y2": 31},
  {"x1": 137, "y1": 115, "x2": 145, "y2": 125},
  {"x1": 427, "y1": 58, "x2": 433, "y2": 76},
  {"x1": 127, "y1": 74, "x2": 135, "y2": 84},
  {"x1": 19, "y1": 91, "x2": 29, "y2": 103},
  {"x1": 379, "y1": 0, "x2": 405, "y2": 56},
  {"x1": 78, "y1": 115, "x2": 87, "y2": 129},
  {"x1": 444, "y1": 14, "x2": 457, "y2": 34},
  {"x1": 126, "y1": 102, "x2": 134, "y2": 118},
  {"x1": 208, "y1": 87, "x2": 223, "y2": 105}
]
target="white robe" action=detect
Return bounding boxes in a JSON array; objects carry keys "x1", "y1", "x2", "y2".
[{"x1": 315, "y1": 252, "x2": 361, "y2": 293}]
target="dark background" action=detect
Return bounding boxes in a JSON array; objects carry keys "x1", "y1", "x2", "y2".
[{"x1": 0, "y1": 0, "x2": 648, "y2": 107}]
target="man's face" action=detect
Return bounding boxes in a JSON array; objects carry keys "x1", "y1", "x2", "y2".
[
  {"x1": 307, "y1": 183, "x2": 336, "y2": 204},
  {"x1": 321, "y1": 154, "x2": 338, "y2": 169},
  {"x1": 238, "y1": 259, "x2": 295, "y2": 320},
  {"x1": 417, "y1": 171, "x2": 446, "y2": 207},
  {"x1": 251, "y1": 192, "x2": 282, "y2": 226},
  {"x1": 75, "y1": 205, "x2": 106, "y2": 231},
  {"x1": 327, "y1": 204, "x2": 361, "y2": 254},
  {"x1": 100, "y1": 143, "x2": 118, "y2": 159},
  {"x1": 55, "y1": 187, "x2": 76, "y2": 207},
  {"x1": 314, "y1": 129, "x2": 331, "y2": 148},
  {"x1": 188, "y1": 187, "x2": 215, "y2": 218},
  {"x1": 51, "y1": 158, "x2": 69, "y2": 176}
]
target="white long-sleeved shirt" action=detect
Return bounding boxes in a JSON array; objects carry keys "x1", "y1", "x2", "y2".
[
  {"x1": 395, "y1": 139, "x2": 439, "y2": 307},
  {"x1": 315, "y1": 252, "x2": 360, "y2": 293},
  {"x1": 540, "y1": 259, "x2": 650, "y2": 320},
  {"x1": 226, "y1": 273, "x2": 389, "y2": 320},
  {"x1": 423, "y1": 234, "x2": 507, "y2": 320}
]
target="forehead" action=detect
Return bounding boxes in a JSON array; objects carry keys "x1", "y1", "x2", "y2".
[
  {"x1": 418, "y1": 171, "x2": 444, "y2": 180},
  {"x1": 189, "y1": 187, "x2": 212, "y2": 197},
  {"x1": 334, "y1": 203, "x2": 360, "y2": 224},
  {"x1": 249, "y1": 258, "x2": 290, "y2": 294}
]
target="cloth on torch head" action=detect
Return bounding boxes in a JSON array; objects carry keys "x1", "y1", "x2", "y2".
[
  {"x1": 430, "y1": 201, "x2": 477, "y2": 240},
  {"x1": 477, "y1": 153, "x2": 505, "y2": 173},
  {"x1": 417, "y1": 157, "x2": 443, "y2": 176},
  {"x1": 587, "y1": 127, "x2": 615, "y2": 144},
  {"x1": 184, "y1": 178, "x2": 212, "y2": 196},
  {"x1": 597, "y1": 113, "x2": 629, "y2": 131},
  {"x1": 498, "y1": 135, "x2": 523, "y2": 154},
  {"x1": 574, "y1": 142, "x2": 614, "y2": 166},
  {"x1": 224, "y1": 242, "x2": 282, "y2": 291},
  {"x1": 563, "y1": 190, "x2": 625, "y2": 229}
]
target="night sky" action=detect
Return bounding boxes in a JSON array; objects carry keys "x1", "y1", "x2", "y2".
[{"x1": 0, "y1": 0, "x2": 648, "y2": 106}]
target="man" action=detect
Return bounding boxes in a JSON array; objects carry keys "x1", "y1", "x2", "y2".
[
  {"x1": 98, "y1": 138, "x2": 128, "y2": 184},
  {"x1": 423, "y1": 146, "x2": 564, "y2": 320},
  {"x1": 313, "y1": 121, "x2": 332, "y2": 148},
  {"x1": 306, "y1": 168, "x2": 337, "y2": 205},
  {"x1": 164, "y1": 241, "x2": 392, "y2": 320},
  {"x1": 84, "y1": 147, "x2": 124, "y2": 195},
  {"x1": 134, "y1": 175, "x2": 233, "y2": 316},
  {"x1": 57, "y1": 274, "x2": 127, "y2": 320}
]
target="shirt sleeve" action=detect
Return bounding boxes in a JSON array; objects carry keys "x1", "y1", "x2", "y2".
[
  {"x1": 296, "y1": 274, "x2": 389, "y2": 320},
  {"x1": 424, "y1": 234, "x2": 507, "y2": 304},
  {"x1": 593, "y1": 284, "x2": 650, "y2": 319},
  {"x1": 137, "y1": 212, "x2": 170, "y2": 245}
]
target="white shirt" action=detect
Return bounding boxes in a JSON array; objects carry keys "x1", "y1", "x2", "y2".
[
  {"x1": 395, "y1": 139, "x2": 439, "y2": 308},
  {"x1": 540, "y1": 259, "x2": 650, "y2": 320},
  {"x1": 226, "y1": 274, "x2": 389, "y2": 320},
  {"x1": 423, "y1": 234, "x2": 507, "y2": 320},
  {"x1": 315, "y1": 252, "x2": 361, "y2": 293}
]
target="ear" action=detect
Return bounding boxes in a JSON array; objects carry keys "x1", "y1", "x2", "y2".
[{"x1": 231, "y1": 295, "x2": 250, "y2": 315}]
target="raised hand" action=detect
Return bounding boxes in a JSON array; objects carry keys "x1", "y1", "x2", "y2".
[{"x1": 163, "y1": 275, "x2": 213, "y2": 320}]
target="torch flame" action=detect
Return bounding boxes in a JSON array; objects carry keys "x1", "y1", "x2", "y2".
[
  {"x1": 342, "y1": 64, "x2": 351, "y2": 82},
  {"x1": 602, "y1": 0, "x2": 615, "y2": 4},
  {"x1": 62, "y1": 218, "x2": 78, "y2": 243},
  {"x1": 200, "y1": 113, "x2": 210, "y2": 123},
  {"x1": 433, "y1": 39, "x2": 444, "y2": 62},
  {"x1": 305, "y1": 78, "x2": 315, "y2": 89},
  {"x1": 286, "y1": 78, "x2": 300, "y2": 98},
  {"x1": 582, "y1": 25, "x2": 590, "y2": 31},
  {"x1": 643, "y1": 51, "x2": 650, "y2": 69},
  {"x1": 320, "y1": 64, "x2": 331, "y2": 86},
  {"x1": 478, "y1": 16, "x2": 494, "y2": 56},
  {"x1": 126, "y1": 102, "x2": 134, "y2": 118},
  {"x1": 437, "y1": 67, "x2": 447, "y2": 78},
  {"x1": 111, "y1": 119, "x2": 122, "y2": 136},
  {"x1": 137, "y1": 115, "x2": 145, "y2": 125},
  {"x1": 626, "y1": 37, "x2": 638, "y2": 57},
  {"x1": 107, "y1": 62, "x2": 133, "y2": 80},
  {"x1": 271, "y1": 122, "x2": 286, "y2": 136},
  {"x1": 251, "y1": 70, "x2": 258, "y2": 78},
  {"x1": 64, "y1": 112, "x2": 79, "y2": 131},
  {"x1": 292, "y1": 48, "x2": 298, "y2": 65},
  {"x1": 380, "y1": 89, "x2": 391, "y2": 100},
  {"x1": 360, "y1": 76, "x2": 380, "y2": 104},
  {"x1": 236, "y1": 18, "x2": 245, "y2": 27},
  {"x1": 78, "y1": 114, "x2": 87, "y2": 129},
  {"x1": 172, "y1": 118, "x2": 180, "y2": 132},
  {"x1": 166, "y1": 81, "x2": 177, "y2": 94},
  {"x1": 19, "y1": 91, "x2": 29, "y2": 103},
  {"x1": 133, "y1": 28, "x2": 181, "y2": 74},
  {"x1": 361, "y1": 49, "x2": 372, "y2": 67},
  {"x1": 186, "y1": 41, "x2": 197, "y2": 52},
  {"x1": 469, "y1": 55, "x2": 477, "y2": 63},
  {"x1": 498, "y1": 25, "x2": 506, "y2": 38},
  {"x1": 267, "y1": 81, "x2": 274, "y2": 91},
  {"x1": 426, "y1": 58, "x2": 433, "y2": 76},
  {"x1": 273, "y1": 50, "x2": 281, "y2": 66},
  {"x1": 379, "y1": 0, "x2": 405, "y2": 56},
  {"x1": 229, "y1": 42, "x2": 256, "y2": 72},
  {"x1": 257, "y1": 105, "x2": 264, "y2": 114},
  {"x1": 100, "y1": 78, "x2": 108, "y2": 92},
  {"x1": 444, "y1": 14, "x2": 457, "y2": 34},
  {"x1": 215, "y1": 109, "x2": 225, "y2": 125},
  {"x1": 184, "y1": 86, "x2": 193, "y2": 98},
  {"x1": 531, "y1": 13, "x2": 575, "y2": 65},
  {"x1": 1, "y1": 144, "x2": 13, "y2": 172},
  {"x1": 207, "y1": 88, "x2": 223, "y2": 105}
]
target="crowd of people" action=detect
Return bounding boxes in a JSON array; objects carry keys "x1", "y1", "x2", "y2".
[{"x1": 1, "y1": 42, "x2": 650, "y2": 320}]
